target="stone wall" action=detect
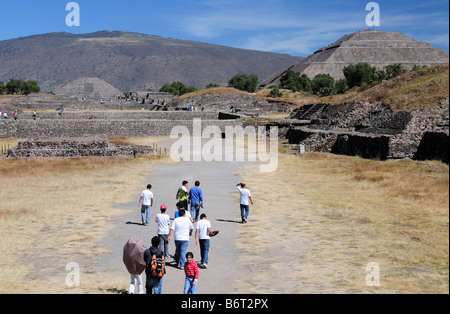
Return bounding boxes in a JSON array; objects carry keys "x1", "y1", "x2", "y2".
[
  {"x1": 0, "y1": 119, "x2": 245, "y2": 139},
  {"x1": 169, "y1": 93, "x2": 291, "y2": 114},
  {"x1": 285, "y1": 101, "x2": 449, "y2": 163},
  {"x1": 6, "y1": 138, "x2": 156, "y2": 158},
  {"x1": 12, "y1": 111, "x2": 217, "y2": 121}
]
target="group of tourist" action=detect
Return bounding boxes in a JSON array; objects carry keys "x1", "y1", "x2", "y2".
[
  {"x1": 128, "y1": 179, "x2": 253, "y2": 294},
  {"x1": 0, "y1": 110, "x2": 18, "y2": 120},
  {"x1": 0, "y1": 110, "x2": 38, "y2": 120}
]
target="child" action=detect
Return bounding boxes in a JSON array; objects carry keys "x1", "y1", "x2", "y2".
[{"x1": 183, "y1": 252, "x2": 199, "y2": 294}]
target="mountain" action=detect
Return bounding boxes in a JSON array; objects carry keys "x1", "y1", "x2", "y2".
[
  {"x1": 261, "y1": 30, "x2": 449, "y2": 88},
  {"x1": 0, "y1": 31, "x2": 303, "y2": 92}
]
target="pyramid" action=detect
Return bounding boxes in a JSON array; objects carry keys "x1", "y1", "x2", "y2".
[
  {"x1": 55, "y1": 77, "x2": 122, "y2": 99},
  {"x1": 261, "y1": 30, "x2": 449, "y2": 87}
]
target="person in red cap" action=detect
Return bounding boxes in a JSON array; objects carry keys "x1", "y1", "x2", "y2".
[{"x1": 155, "y1": 204, "x2": 171, "y2": 257}]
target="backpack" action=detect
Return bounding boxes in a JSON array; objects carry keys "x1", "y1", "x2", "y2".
[{"x1": 148, "y1": 254, "x2": 165, "y2": 278}]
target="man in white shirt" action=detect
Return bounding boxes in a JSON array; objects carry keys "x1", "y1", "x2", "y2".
[
  {"x1": 195, "y1": 214, "x2": 212, "y2": 268},
  {"x1": 138, "y1": 184, "x2": 154, "y2": 226},
  {"x1": 168, "y1": 209, "x2": 194, "y2": 269},
  {"x1": 155, "y1": 204, "x2": 170, "y2": 257},
  {"x1": 236, "y1": 182, "x2": 253, "y2": 224}
]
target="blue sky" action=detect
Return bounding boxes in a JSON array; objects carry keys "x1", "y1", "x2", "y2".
[{"x1": 0, "y1": 0, "x2": 448, "y2": 56}]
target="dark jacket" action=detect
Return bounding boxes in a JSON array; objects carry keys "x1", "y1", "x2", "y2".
[{"x1": 144, "y1": 246, "x2": 165, "y2": 284}]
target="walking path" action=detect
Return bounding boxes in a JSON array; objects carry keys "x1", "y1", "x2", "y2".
[{"x1": 97, "y1": 159, "x2": 248, "y2": 294}]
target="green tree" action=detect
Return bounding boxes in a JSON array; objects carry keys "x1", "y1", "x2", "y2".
[
  {"x1": 268, "y1": 86, "x2": 283, "y2": 98},
  {"x1": 334, "y1": 78, "x2": 349, "y2": 94},
  {"x1": 384, "y1": 64, "x2": 405, "y2": 80},
  {"x1": 159, "y1": 81, "x2": 198, "y2": 96},
  {"x1": 206, "y1": 83, "x2": 220, "y2": 89},
  {"x1": 312, "y1": 74, "x2": 335, "y2": 96},
  {"x1": 228, "y1": 74, "x2": 259, "y2": 93},
  {"x1": 279, "y1": 70, "x2": 312, "y2": 93},
  {"x1": 343, "y1": 62, "x2": 379, "y2": 88},
  {"x1": 0, "y1": 81, "x2": 6, "y2": 95},
  {"x1": 23, "y1": 80, "x2": 40, "y2": 95},
  {"x1": 6, "y1": 79, "x2": 24, "y2": 94}
]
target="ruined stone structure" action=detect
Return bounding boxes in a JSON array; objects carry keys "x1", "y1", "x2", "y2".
[
  {"x1": 261, "y1": 30, "x2": 449, "y2": 87},
  {"x1": 283, "y1": 100, "x2": 449, "y2": 163},
  {"x1": 170, "y1": 93, "x2": 291, "y2": 114},
  {"x1": 54, "y1": 77, "x2": 123, "y2": 100},
  {"x1": 6, "y1": 138, "x2": 155, "y2": 158}
]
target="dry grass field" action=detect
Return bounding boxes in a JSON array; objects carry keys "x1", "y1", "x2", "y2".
[
  {"x1": 0, "y1": 139, "x2": 169, "y2": 293},
  {"x1": 1, "y1": 136, "x2": 448, "y2": 294},
  {"x1": 234, "y1": 151, "x2": 449, "y2": 294}
]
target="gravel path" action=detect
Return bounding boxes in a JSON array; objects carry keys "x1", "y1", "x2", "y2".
[{"x1": 97, "y1": 159, "x2": 248, "y2": 294}]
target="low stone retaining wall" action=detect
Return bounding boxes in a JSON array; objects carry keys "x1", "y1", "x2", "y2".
[
  {"x1": 10, "y1": 111, "x2": 217, "y2": 120},
  {"x1": 5, "y1": 138, "x2": 156, "y2": 158},
  {"x1": 0, "y1": 119, "x2": 244, "y2": 139}
]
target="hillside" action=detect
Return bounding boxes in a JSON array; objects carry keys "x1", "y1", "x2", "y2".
[
  {"x1": 0, "y1": 31, "x2": 302, "y2": 93},
  {"x1": 257, "y1": 64, "x2": 449, "y2": 112}
]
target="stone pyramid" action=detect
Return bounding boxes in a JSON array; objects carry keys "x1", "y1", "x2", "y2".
[
  {"x1": 55, "y1": 77, "x2": 122, "y2": 99},
  {"x1": 261, "y1": 30, "x2": 449, "y2": 87}
]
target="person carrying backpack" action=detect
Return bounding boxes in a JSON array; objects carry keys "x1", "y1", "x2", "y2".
[{"x1": 144, "y1": 236, "x2": 166, "y2": 294}]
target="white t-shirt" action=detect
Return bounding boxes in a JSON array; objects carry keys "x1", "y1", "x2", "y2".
[
  {"x1": 171, "y1": 216, "x2": 193, "y2": 241},
  {"x1": 196, "y1": 219, "x2": 212, "y2": 240},
  {"x1": 237, "y1": 186, "x2": 251, "y2": 206},
  {"x1": 141, "y1": 190, "x2": 154, "y2": 206},
  {"x1": 155, "y1": 213, "x2": 171, "y2": 235}
]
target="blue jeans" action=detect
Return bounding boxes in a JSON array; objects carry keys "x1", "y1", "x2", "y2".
[
  {"x1": 175, "y1": 240, "x2": 189, "y2": 268},
  {"x1": 141, "y1": 205, "x2": 150, "y2": 224},
  {"x1": 199, "y1": 239, "x2": 210, "y2": 265},
  {"x1": 190, "y1": 202, "x2": 201, "y2": 221},
  {"x1": 184, "y1": 277, "x2": 197, "y2": 294},
  {"x1": 240, "y1": 204, "x2": 249, "y2": 221},
  {"x1": 146, "y1": 277, "x2": 163, "y2": 294}
]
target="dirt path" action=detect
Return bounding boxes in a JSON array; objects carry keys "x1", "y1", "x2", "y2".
[{"x1": 96, "y1": 159, "x2": 248, "y2": 294}]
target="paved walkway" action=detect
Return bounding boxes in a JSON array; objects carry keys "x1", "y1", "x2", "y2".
[{"x1": 97, "y1": 159, "x2": 247, "y2": 294}]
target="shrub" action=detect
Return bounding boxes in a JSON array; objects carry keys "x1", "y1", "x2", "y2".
[
  {"x1": 268, "y1": 86, "x2": 283, "y2": 98},
  {"x1": 279, "y1": 70, "x2": 312, "y2": 93},
  {"x1": 228, "y1": 74, "x2": 259, "y2": 93},
  {"x1": 343, "y1": 62, "x2": 379, "y2": 88},
  {"x1": 312, "y1": 74, "x2": 335, "y2": 96},
  {"x1": 159, "y1": 81, "x2": 198, "y2": 96}
]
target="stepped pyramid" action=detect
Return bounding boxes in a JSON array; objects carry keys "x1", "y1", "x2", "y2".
[
  {"x1": 55, "y1": 77, "x2": 122, "y2": 99},
  {"x1": 261, "y1": 30, "x2": 449, "y2": 87}
]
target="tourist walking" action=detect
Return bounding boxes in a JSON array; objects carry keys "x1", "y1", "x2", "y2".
[
  {"x1": 176, "y1": 180, "x2": 189, "y2": 213},
  {"x1": 189, "y1": 181, "x2": 204, "y2": 222},
  {"x1": 144, "y1": 236, "x2": 166, "y2": 294},
  {"x1": 128, "y1": 273, "x2": 144, "y2": 294},
  {"x1": 236, "y1": 182, "x2": 253, "y2": 223},
  {"x1": 195, "y1": 214, "x2": 212, "y2": 268},
  {"x1": 168, "y1": 209, "x2": 193, "y2": 269},
  {"x1": 183, "y1": 252, "x2": 199, "y2": 294},
  {"x1": 138, "y1": 184, "x2": 154, "y2": 226},
  {"x1": 155, "y1": 205, "x2": 170, "y2": 257},
  {"x1": 174, "y1": 201, "x2": 194, "y2": 223}
]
